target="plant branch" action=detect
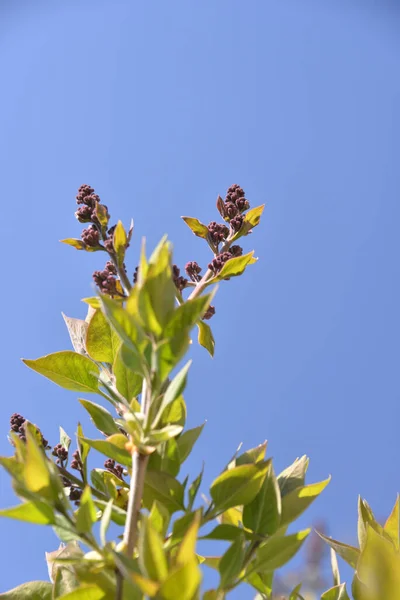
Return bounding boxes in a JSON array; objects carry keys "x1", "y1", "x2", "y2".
[{"x1": 187, "y1": 237, "x2": 233, "y2": 301}]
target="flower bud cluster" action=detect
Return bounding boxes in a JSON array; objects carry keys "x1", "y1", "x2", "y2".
[
  {"x1": 52, "y1": 443, "x2": 68, "y2": 465},
  {"x1": 93, "y1": 261, "x2": 118, "y2": 296},
  {"x1": 104, "y1": 458, "x2": 124, "y2": 479},
  {"x1": 172, "y1": 265, "x2": 188, "y2": 291},
  {"x1": 70, "y1": 449, "x2": 83, "y2": 472},
  {"x1": 10, "y1": 413, "x2": 49, "y2": 448}
]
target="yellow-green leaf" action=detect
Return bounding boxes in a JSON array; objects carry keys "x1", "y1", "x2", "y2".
[
  {"x1": 0, "y1": 501, "x2": 55, "y2": 525},
  {"x1": 316, "y1": 531, "x2": 359, "y2": 568},
  {"x1": 76, "y1": 487, "x2": 97, "y2": 534},
  {"x1": 82, "y1": 435, "x2": 131, "y2": 467},
  {"x1": 212, "y1": 251, "x2": 257, "y2": 283},
  {"x1": 197, "y1": 321, "x2": 215, "y2": 356},
  {"x1": 113, "y1": 220, "x2": 127, "y2": 267},
  {"x1": 0, "y1": 581, "x2": 52, "y2": 600},
  {"x1": 280, "y1": 477, "x2": 330, "y2": 526},
  {"x1": 23, "y1": 351, "x2": 100, "y2": 394},
  {"x1": 113, "y1": 348, "x2": 143, "y2": 402},
  {"x1": 158, "y1": 560, "x2": 201, "y2": 600},
  {"x1": 384, "y1": 495, "x2": 399, "y2": 549},
  {"x1": 86, "y1": 309, "x2": 120, "y2": 363},
  {"x1": 210, "y1": 461, "x2": 270, "y2": 512},
  {"x1": 139, "y1": 515, "x2": 168, "y2": 582},
  {"x1": 243, "y1": 463, "x2": 281, "y2": 535},
  {"x1": 24, "y1": 430, "x2": 52, "y2": 498},
  {"x1": 248, "y1": 529, "x2": 310, "y2": 574},
  {"x1": 181, "y1": 216, "x2": 209, "y2": 239}
]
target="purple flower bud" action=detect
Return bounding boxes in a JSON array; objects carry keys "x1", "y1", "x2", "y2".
[
  {"x1": 81, "y1": 225, "x2": 100, "y2": 247},
  {"x1": 172, "y1": 265, "x2": 188, "y2": 291},
  {"x1": 225, "y1": 202, "x2": 238, "y2": 219},
  {"x1": 10, "y1": 413, "x2": 25, "y2": 433},
  {"x1": 76, "y1": 184, "x2": 95, "y2": 204},
  {"x1": 207, "y1": 222, "x2": 229, "y2": 245},
  {"x1": 236, "y1": 197, "x2": 250, "y2": 212},
  {"x1": 69, "y1": 487, "x2": 82, "y2": 503},
  {"x1": 229, "y1": 245, "x2": 243, "y2": 257},
  {"x1": 203, "y1": 305, "x2": 216, "y2": 320},
  {"x1": 185, "y1": 261, "x2": 202, "y2": 282},
  {"x1": 225, "y1": 184, "x2": 245, "y2": 204},
  {"x1": 230, "y1": 215, "x2": 243, "y2": 232},
  {"x1": 75, "y1": 205, "x2": 93, "y2": 223},
  {"x1": 208, "y1": 252, "x2": 233, "y2": 273}
]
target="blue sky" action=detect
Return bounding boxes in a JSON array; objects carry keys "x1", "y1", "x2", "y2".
[{"x1": 0, "y1": 0, "x2": 399, "y2": 595}]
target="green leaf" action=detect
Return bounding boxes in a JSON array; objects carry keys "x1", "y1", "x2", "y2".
[
  {"x1": 139, "y1": 515, "x2": 168, "y2": 582},
  {"x1": 62, "y1": 313, "x2": 88, "y2": 355},
  {"x1": 86, "y1": 309, "x2": 120, "y2": 363},
  {"x1": 331, "y1": 548, "x2": 341, "y2": 587},
  {"x1": 158, "y1": 331, "x2": 191, "y2": 381},
  {"x1": 79, "y1": 399, "x2": 119, "y2": 436},
  {"x1": 158, "y1": 560, "x2": 201, "y2": 600},
  {"x1": 143, "y1": 470, "x2": 185, "y2": 514},
  {"x1": 245, "y1": 571, "x2": 273, "y2": 596},
  {"x1": 100, "y1": 500, "x2": 113, "y2": 546},
  {"x1": 230, "y1": 204, "x2": 265, "y2": 242},
  {"x1": 201, "y1": 524, "x2": 258, "y2": 542},
  {"x1": 113, "y1": 220, "x2": 127, "y2": 267},
  {"x1": 76, "y1": 487, "x2": 97, "y2": 534},
  {"x1": 139, "y1": 239, "x2": 176, "y2": 334},
  {"x1": 317, "y1": 531, "x2": 360, "y2": 568},
  {"x1": 113, "y1": 348, "x2": 143, "y2": 401},
  {"x1": 277, "y1": 455, "x2": 309, "y2": 497},
  {"x1": 176, "y1": 424, "x2": 204, "y2": 463},
  {"x1": 82, "y1": 435, "x2": 131, "y2": 466},
  {"x1": 155, "y1": 361, "x2": 191, "y2": 426},
  {"x1": 384, "y1": 494, "x2": 399, "y2": 549},
  {"x1": 210, "y1": 460, "x2": 270, "y2": 512},
  {"x1": 23, "y1": 351, "x2": 100, "y2": 394},
  {"x1": 188, "y1": 466, "x2": 203, "y2": 511},
  {"x1": 0, "y1": 501, "x2": 55, "y2": 525},
  {"x1": 219, "y1": 536, "x2": 246, "y2": 589},
  {"x1": 248, "y1": 529, "x2": 310, "y2": 574},
  {"x1": 211, "y1": 251, "x2": 257, "y2": 283},
  {"x1": 243, "y1": 463, "x2": 281, "y2": 535},
  {"x1": 60, "y1": 238, "x2": 87, "y2": 250},
  {"x1": 176, "y1": 511, "x2": 201, "y2": 565},
  {"x1": 56, "y1": 587, "x2": 106, "y2": 600},
  {"x1": 0, "y1": 581, "x2": 52, "y2": 599},
  {"x1": 197, "y1": 321, "x2": 215, "y2": 356},
  {"x1": 280, "y1": 477, "x2": 330, "y2": 526},
  {"x1": 165, "y1": 294, "x2": 214, "y2": 338},
  {"x1": 159, "y1": 438, "x2": 181, "y2": 477},
  {"x1": 149, "y1": 501, "x2": 170, "y2": 538},
  {"x1": 321, "y1": 584, "x2": 351, "y2": 600},
  {"x1": 147, "y1": 425, "x2": 183, "y2": 444},
  {"x1": 289, "y1": 583, "x2": 306, "y2": 600},
  {"x1": 160, "y1": 395, "x2": 186, "y2": 428},
  {"x1": 82, "y1": 297, "x2": 102, "y2": 309},
  {"x1": 94, "y1": 202, "x2": 109, "y2": 231},
  {"x1": 100, "y1": 295, "x2": 144, "y2": 357},
  {"x1": 24, "y1": 430, "x2": 52, "y2": 499},
  {"x1": 181, "y1": 216, "x2": 209, "y2": 239},
  {"x1": 234, "y1": 441, "x2": 267, "y2": 467},
  {"x1": 60, "y1": 427, "x2": 71, "y2": 452}
]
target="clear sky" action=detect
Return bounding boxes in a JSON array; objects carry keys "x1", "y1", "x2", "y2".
[{"x1": 0, "y1": 0, "x2": 399, "y2": 596}]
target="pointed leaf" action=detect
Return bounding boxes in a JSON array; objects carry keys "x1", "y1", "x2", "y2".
[
  {"x1": 24, "y1": 430, "x2": 52, "y2": 499},
  {"x1": 76, "y1": 487, "x2": 97, "y2": 534},
  {"x1": 56, "y1": 587, "x2": 106, "y2": 600},
  {"x1": 23, "y1": 352, "x2": 100, "y2": 394},
  {"x1": 143, "y1": 470, "x2": 185, "y2": 514},
  {"x1": 0, "y1": 581, "x2": 52, "y2": 599},
  {"x1": 280, "y1": 477, "x2": 330, "y2": 526},
  {"x1": 384, "y1": 494, "x2": 399, "y2": 549},
  {"x1": 176, "y1": 424, "x2": 204, "y2": 463},
  {"x1": 139, "y1": 515, "x2": 168, "y2": 582},
  {"x1": 165, "y1": 294, "x2": 215, "y2": 339},
  {"x1": 158, "y1": 560, "x2": 201, "y2": 600},
  {"x1": 219, "y1": 535, "x2": 246, "y2": 588},
  {"x1": 212, "y1": 251, "x2": 257, "y2": 283},
  {"x1": 248, "y1": 529, "x2": 310, "y2": 574},
  {"x1": 234, "y1": 441, "x2": 267, "y2": 467},
  {"x1": 321, "y1": 584, "x2": 351, "y2": 600},
  {"x1": 100, "y1": 500, "x2": 113, "y2": 546},
  {"x1": 79, "y1": 399, "x2": 119, "y2": 436},
  {"x1": 197, "y1": 321, "x2": 215, "y2": 356},
  {"x1": 277, "y1": 456, "x2": 309, "y2": 497},
  {"x1": 113, "y1": 348, "x2": 143, "y2": 401},
  {"x1": 113, "y1": 221, "x2": 127, "y2": 267},
  {"x1": 0, "y1": 501, "x2": 55, "y2": 525},
  {"x1": 62, "y1": 314, "x2": 88, "y2": 355},
  {"x1": 243, "y1": 463, "x2": 281, "y2": 535},
  {"x1": 61, "y1": 238, "x2": 87, "y2": 250},
  {"x1": 317, "y1": 531, "x2": 360, "y2": 568},
  {"x1": 86, "y1": 309, "x2": 120, "y2": 363},
  {"x1": 82, "y1": 435, "x2": 131, "y2": 466},
  {"x1": 155, "y1": 361, "x2": 191, "y2": 426},
  {"x1": 181, "y1": 216, "x2": 209, "y2": 239},
  {"x1": 210, "y1": 460, "x2": 270, "y2": 512},
  {"x1": 331, "y1": 548, "x2": 341, "y2": 587}
]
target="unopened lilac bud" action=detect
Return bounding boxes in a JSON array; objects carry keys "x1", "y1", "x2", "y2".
[
  {"x1": 185, "y1": 261, "x2": 202, "y2": 282},
  {"x1": 172, "y1": 265, "x2": 188, "y2": 291},
  {"x1": 229, "y1": 245, "x2": 243, "y2": 257},
  {"x1": 203, "y1": 305, "x2": 216, "y2": 320},
  {"x1": 236, "y1": 197, "x2": 250, "y2": 212},
  {"x1": 69, "y1": 487, "x2": 82, "y2": 503},
  {"x1": 81, "y1": 226, "x2": 100, "y2": 247},
  {"x1": 10, "y1": 413, "x2": 25, "y2": 433},
  {"x1": 230, "y1": 215, "x2": 243, "y2": 232},
  {"x1": 208, "y1": 252, "x2": 233, "y2": 273},
  {"x1": 75, "y1": 205, "x2": 93, "y2": 223},
  {"x1": 133, "y1": 266, "x2": 139, "y2": 284},
  {"x1": 105, "y1": 261, "x2": 117, "y2": 275},
  {"x1": 225, "y1": 202, "x2": 238, "y2": 219},
  {"x1": 225, "y1": 184, "x2": 245, "y2": 204},
  {"x1": 76, "y1": 184, "x2": 95, "y2": 204},
  {"x1": 207, "y1": 222, "x2": 229, "y2": 245}
]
